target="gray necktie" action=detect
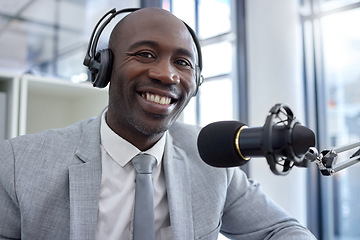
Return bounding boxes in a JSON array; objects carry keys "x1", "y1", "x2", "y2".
[{"x1": 131, "y1": 153, "x2": 156, "y2": 240}]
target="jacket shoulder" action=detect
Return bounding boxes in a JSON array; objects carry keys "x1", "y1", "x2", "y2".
[
  {"x1": 7, "y1": 118, "x2": 94, "y2": 146},
  {"x1": 1, "y1": 117, "x2": 98, "y2": 167}
]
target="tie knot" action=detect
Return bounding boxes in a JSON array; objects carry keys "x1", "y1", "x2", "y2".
[{"x1": 131, "y1": 154, "x2": 156, "y2": 174}]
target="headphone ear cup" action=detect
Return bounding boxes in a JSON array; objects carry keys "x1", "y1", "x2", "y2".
[{"x1": 91, "y1": 49, "x2": 113, "y2": 88}]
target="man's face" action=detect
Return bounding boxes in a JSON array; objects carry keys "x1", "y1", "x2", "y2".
[{"x1": 107, "y1": 9, "x2": 197, "y2": 146}]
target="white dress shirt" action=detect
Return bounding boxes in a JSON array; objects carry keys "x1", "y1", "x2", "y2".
[{"x1": 95, "y1": 111, "x2": 171, "y2": 240}]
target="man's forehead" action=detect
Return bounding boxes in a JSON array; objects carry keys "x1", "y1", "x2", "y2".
[
  {"x1": 121, "y1": 8, "x2": 185, "y2": 29},
  {"x1": 115, "y1": 11, "x2": 193, "y2": 43},
  {"x1": 109, "y1": 8, "x2": 196, "y2": 59}
]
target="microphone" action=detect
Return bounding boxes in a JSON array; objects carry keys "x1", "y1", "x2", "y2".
[{"x1": 197, "y1": 104, "x2": 316, "y2": 175}]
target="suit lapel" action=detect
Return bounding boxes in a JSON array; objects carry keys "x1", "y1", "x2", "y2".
[
  {"x1": 69, "y1": 116, "x2": 102, "y2": 240},
  {"x1": 163, "y1": 134, "x2": 194, "y2": 239}
]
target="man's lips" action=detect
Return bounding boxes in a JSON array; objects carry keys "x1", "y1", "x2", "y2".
[{"x1": 140, "y1": 92, "x2": 176, "y2": 105}]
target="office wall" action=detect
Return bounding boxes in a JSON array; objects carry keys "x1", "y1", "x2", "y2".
[{"x1": 246, "y1": 0, "x2": 308, "y2": 225}]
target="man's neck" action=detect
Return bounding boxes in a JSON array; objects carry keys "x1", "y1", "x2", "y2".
[{"x1": 105, "y1": 114, "x2": 164, "y2": 152}]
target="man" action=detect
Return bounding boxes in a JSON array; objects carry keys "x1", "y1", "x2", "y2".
[{"x1": 0, "y1": 8, "x2": 316, "y2": 240}]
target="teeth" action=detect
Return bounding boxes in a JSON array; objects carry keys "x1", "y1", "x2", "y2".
[{"x1": 141, "y1": 92, "x2": 172, "y2": 105}]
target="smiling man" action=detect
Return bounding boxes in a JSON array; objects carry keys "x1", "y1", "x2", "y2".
[{"x1": 0, "y1": 7, "x2": 316, "y2": 240}]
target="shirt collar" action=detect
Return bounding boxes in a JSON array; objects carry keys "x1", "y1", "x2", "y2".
[{"x1": 100, "y1": 110, "x2": 166, "y2": 167}]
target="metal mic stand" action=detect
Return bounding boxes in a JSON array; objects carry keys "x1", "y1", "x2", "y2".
[{"x1": 304, "y1": 142, "x2": 360, "y2": 176}]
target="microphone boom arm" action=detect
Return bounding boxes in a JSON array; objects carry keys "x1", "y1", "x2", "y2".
[{"x1": 306, "y1": 142, "x2": 360, "y2": 176}]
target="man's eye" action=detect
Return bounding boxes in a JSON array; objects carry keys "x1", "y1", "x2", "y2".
[
  {"x1": 175, "y1": 59, "x2": 191, "y2": 67},
  {"x1": 137, "y1": 52, "x2": 154, "y2": 58}
]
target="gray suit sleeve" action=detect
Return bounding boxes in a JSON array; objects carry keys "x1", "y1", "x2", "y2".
[
  {"x1": 0, "y1": 140, "x2": 21, "y2": 239},
  {"x1": 220, "y1": 167, "x2": 316, "y2": 239}
]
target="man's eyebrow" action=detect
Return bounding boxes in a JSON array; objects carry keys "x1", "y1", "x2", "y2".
[{"x1": 128, "y1": 40, "x2": 196, "y2": 60}]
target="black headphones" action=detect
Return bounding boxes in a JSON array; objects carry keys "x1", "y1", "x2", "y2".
[{"x1": 83, "y1": 8, "x2": 204, "y2": 95}]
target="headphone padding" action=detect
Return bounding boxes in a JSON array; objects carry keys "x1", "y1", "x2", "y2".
[{"x1": 92, "y1": 49, "x2": 113, "y2": 88}]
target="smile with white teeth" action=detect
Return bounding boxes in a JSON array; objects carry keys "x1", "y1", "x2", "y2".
[{"x1": 141, "y1": 92, "x2": 172, "y2": 105}]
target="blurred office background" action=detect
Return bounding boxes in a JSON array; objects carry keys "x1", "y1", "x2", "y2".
[{"x1": 1, "y1": 0, "x2": 360, "y2": 239}]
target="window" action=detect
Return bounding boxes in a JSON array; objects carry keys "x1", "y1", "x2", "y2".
[
  {"x1": 0, "y1": 0, "x2": 140, "y2": 80},
  {"x1": 301, "y1": 1, "x2": 360, "y2": 239}
]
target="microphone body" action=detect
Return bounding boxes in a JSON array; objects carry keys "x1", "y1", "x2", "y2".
[
  {"x1": 197, "y1": 120, "x2": 315, "y2": 170},
  {"x1": 239, "y1": 124, "x2": 312, "y2": 158}
]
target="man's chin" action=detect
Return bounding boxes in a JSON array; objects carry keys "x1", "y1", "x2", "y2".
[{"x1": 129, "y1": 118, "x2": 170, "y2": 137}]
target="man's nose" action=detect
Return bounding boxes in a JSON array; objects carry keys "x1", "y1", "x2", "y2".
[{"x1": 148, "y1": 60, "x2": 180, "y2": 85}]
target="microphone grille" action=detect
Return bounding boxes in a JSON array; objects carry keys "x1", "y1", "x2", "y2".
[{"x1": 197, "y1": 121, "x2": 248, "y2": 167}]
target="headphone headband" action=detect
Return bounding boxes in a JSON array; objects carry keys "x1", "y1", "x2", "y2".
[{"x1": 83, "y1": 8, "x2": 139, "y2": 67}]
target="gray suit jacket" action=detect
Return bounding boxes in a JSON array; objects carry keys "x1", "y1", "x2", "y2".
[{"x1": 0, "y1": 113, "x2": 315, "y2": 239}]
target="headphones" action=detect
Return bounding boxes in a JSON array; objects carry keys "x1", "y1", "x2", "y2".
[{"x1": 83, "y1": 8, "x2": 204, "y2": 95}]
